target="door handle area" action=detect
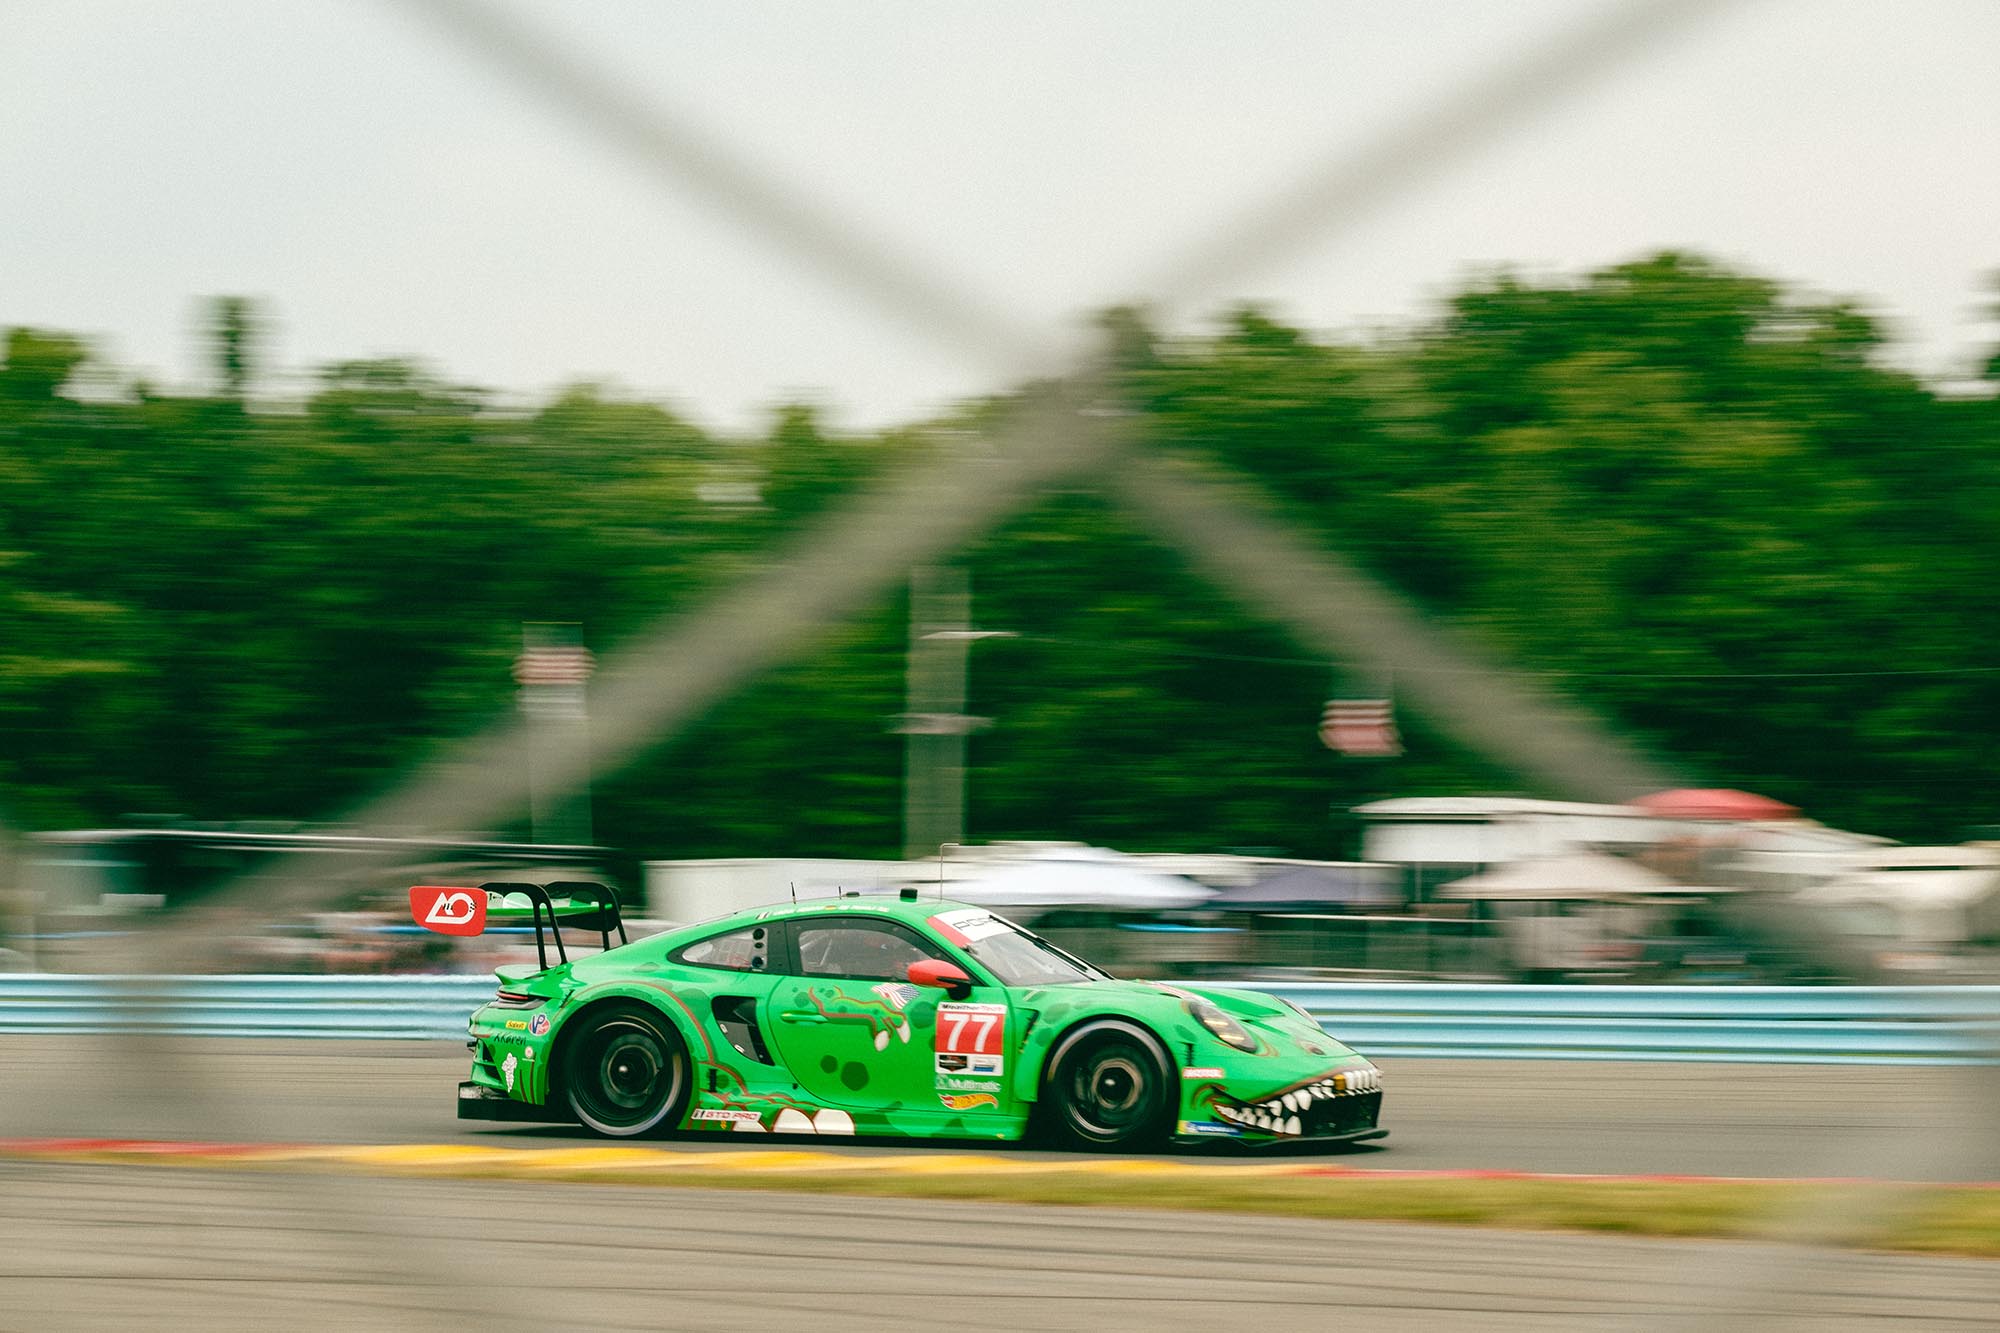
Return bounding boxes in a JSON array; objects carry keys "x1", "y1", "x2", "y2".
[{"x1": 778, "y1": 1012, "x2": 828, "y2": 1025}]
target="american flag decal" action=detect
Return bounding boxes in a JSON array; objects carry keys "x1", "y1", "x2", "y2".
[
  {"x1": 873, "y1": 982, "x2": 922, "y2": 1011},
  {"x1": 1320, "y1": 699, "x2": 1401, "y2": 757}
]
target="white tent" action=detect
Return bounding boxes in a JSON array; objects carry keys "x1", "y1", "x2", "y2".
[
  {"x1": 1440, "y1": 851, "x2": 1676, "y2": 902},
  {"x1": 1795, "y1": 848, "x2": 2000, "y2": 947},
  {"x1": 948, "y1": 848, "x2": 1211, "y2": 910}
]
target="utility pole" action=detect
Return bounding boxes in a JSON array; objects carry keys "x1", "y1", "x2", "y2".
[
  {"x1": 515, "y1": 622, "x2": 595, "y2": 845},
  {"x1": 895, "y1": 567, "x2": 1009, "y2": 862}
]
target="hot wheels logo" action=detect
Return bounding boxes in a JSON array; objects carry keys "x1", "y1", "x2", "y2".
[
  {"x1": 409, "y1": 886, "x2": 487, "y2": 937},
  {"x1": 939, "y1": 1092, "x2": 999, "y2": 1111}
]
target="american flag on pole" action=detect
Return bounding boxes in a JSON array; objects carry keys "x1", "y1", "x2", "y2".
[
  {"x1": 515, "y1": 642, "x2": 595, "y2": 720},
  {"x1": 1320, "y1": 698, "x2": 1401, "y2": 757},
  {"x1": 513, "y1": 645, "x2": 596, "y2": 686}
]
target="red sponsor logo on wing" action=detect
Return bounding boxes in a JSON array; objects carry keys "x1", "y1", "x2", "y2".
[{"x1": 409, "y1": 886, "x2": 486, "y2": 937}]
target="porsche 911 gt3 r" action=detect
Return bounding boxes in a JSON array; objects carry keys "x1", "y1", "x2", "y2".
[{"x1": 428, "y1": 883, "x2": 1386, "y2": 1149}]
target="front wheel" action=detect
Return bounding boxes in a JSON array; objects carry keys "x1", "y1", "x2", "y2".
[
  {"x1": 1041, "y1": 1023, "x2": 1171, "y2": 1151},
  {"x1": 563, "y1": 1004, "x2": 689, "y2": 1138}
]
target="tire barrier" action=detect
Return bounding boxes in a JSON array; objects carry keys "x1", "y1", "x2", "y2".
[{"x1": 1, "y1": 975, "x2": 1996, "y2": 1062}]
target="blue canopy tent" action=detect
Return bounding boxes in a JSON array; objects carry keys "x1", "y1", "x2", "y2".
[{"x1": 1203, "y1": 865, "x2": 1400, "y2": 912}]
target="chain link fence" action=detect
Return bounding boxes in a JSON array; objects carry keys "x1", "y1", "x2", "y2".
[{"x1": 6, "y1": 2, "x2": 1996, "y2": 1328}]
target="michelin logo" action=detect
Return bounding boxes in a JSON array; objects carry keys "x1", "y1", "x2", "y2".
[{"x1": 1177, "y1": 1119, "x2": 1242, "y2": 1137}]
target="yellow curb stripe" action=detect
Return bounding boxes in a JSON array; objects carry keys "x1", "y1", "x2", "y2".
[
  {"x1": 0, "y1": 1136, "x2": 1360, "y2": 1176},
  {"x1": 0, "y1": 1139, "x2": 1354, "y2": 1181}
]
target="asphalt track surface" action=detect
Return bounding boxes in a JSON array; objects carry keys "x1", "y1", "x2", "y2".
[
  {"x1": 3, "y1": 1164, "x2": 1997, "y2": 1332},
  {"x1": 6, "y1": 1038, "x2": 2000, "y2": 1329},
  {"x1": 4, "y1": 1036, "x2": 1999, "y2": 1180}
]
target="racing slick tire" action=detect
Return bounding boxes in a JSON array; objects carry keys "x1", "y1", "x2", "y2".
[
  {"x1": 562, "y1": 1003, "x2": 690, "y2": 1138},
  {"x1": 1040, "y1": 1020, "x2": 1172, "y2": 1151}
]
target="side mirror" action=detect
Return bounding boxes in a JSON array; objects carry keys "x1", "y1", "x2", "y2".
[{"x1": 908, "y1": 959, "x2": 974, "y2": 1000}]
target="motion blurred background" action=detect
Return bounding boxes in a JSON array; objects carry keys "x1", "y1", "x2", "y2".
[
  {"x1": 3, "y1": 2, "x2": 2000, "y2": 1327},
  {"x1": 4, "y1": 0, "x2": 1999, "y2": 984}
]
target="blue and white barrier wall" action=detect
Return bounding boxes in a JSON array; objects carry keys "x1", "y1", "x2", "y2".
[
  {"x1": 0, "y1": 975, "x2": 495, "y2": 1042},
  {"x1": 1, "y1": 975, "x2": 1996, "y2": 1063},
  {"x1": 1260, "y1": 982, "x2": 2000, "y2": 1064}
]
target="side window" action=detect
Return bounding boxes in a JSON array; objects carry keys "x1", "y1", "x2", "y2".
[
  {"x1": 793, "y1": 919, "x2": 946, "y2": 982},
  {"x1": 673, "y1": 924, "x2": 772, "y2": 973}
]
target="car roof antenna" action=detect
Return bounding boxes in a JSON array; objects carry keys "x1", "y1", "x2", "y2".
[
  {"x1": 937, "y1": 843, "x2": 951, "y2": 900},
  {"x1": 789, "y1": 882, "x2": 797, "y2": 905}
]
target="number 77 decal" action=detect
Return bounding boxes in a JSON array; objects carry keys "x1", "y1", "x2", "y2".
[{"x1": 935, "y1": 1002, "x2": 1007, "y2": 1073}]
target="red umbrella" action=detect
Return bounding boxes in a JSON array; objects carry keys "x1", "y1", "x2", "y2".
[{"x1": 1631, "y1": 788, "x2": 1798, "y2": 820}]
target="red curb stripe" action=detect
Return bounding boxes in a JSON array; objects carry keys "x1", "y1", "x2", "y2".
[{"x1": 0, "y1": 1138, "x2": 289, "y2": 1159}]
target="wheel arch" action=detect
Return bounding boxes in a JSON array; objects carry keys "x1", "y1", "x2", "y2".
[
  {"x1": 548, "y1": 984, "x2": 704, "y2": 1105},
  {"x1": 1037, "y1": 1014, "x2": 1175, "y2": 1096},
  {"x1": 1032, "y1": 1014, "x2": 1178, "y2": 1148}
]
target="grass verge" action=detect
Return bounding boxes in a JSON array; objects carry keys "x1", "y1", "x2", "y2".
[
  {"x1": 537, "y1": 1168, "x2": 2000, "y2": 1256},
  {"x1": 288, "y1": 1154, "x2": 2000, "y2": 1258}
]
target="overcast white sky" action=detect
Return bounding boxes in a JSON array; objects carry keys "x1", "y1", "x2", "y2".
[{"x1": 4, "y1": 0, "x2": 1996, "y2": 431}]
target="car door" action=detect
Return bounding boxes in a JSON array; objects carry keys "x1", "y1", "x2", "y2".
[{"x1": 767, "y1": 914, "x2": 1016, "y2": 1127}]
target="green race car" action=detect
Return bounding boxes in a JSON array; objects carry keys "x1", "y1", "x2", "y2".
[{"x1": 426, "y1": 882, "x2": 1385, "y2": 1149}]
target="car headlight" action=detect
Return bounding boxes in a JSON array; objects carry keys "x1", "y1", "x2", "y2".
[{"x1": 1186, "y1": 998, "x2": 1258, "y2": 1053}]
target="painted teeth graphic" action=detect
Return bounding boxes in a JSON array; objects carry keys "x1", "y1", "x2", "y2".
[
  {"x1": 753, "y1": 1107, "x2": 857, "y2": 1135},
  {"x1": 1216, "y1": 1073, "x2": 1382, "y2": 1134}
]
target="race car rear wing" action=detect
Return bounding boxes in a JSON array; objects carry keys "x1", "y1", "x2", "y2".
[{"x1": 409, "y1": 879, "x2": 628, "y2": 970}]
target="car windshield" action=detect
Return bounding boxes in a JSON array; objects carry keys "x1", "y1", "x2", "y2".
[{"x1": 952, "y1": 917, "x2": 1107, "y2": 987}]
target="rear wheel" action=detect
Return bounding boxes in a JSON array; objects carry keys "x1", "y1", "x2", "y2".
[
  {"x1": 1042, "y1": 1023, "x2": 1170, "y2": 1151},
  {"x1": 563, "y1": 1004, "x2": 689, "y2": 1138}
]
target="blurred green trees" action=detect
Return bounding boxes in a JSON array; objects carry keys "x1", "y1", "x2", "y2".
[{"x1": 2, "y1": 258, "x2": 1996, "y2": 856}]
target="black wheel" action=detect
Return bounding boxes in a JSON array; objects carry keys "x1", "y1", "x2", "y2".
[
  {"x1": 563, "y1": 1004, "x2": 689, "y2": 1138},
  {"x1": 1042, "y1": 1023, "x2": 1170, "y2": 1151}
]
